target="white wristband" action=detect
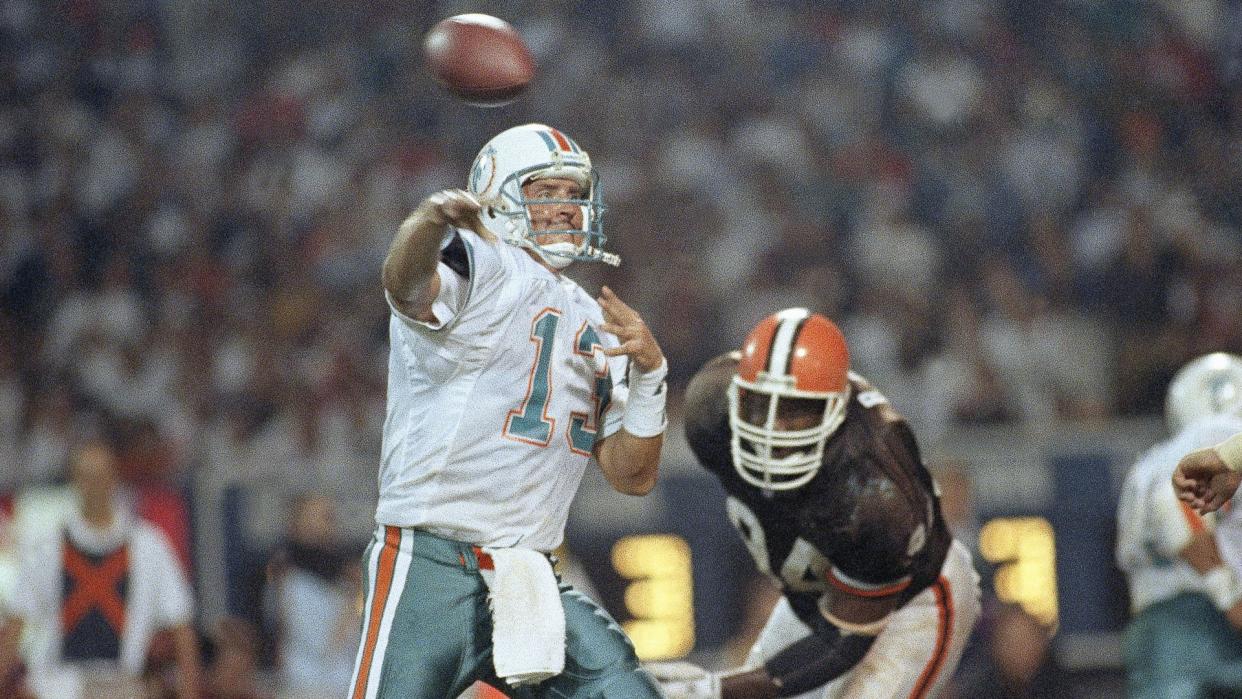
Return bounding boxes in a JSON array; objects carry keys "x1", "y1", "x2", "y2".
[
  {"x1": 1203, "y1": 564, "x2": 1242, "y2": 611},
  {"x1": 622, "y1": 358, "x2": 668, "y2": 438},
  {"x1": 1215, "y1": 432, "x2": 1242, "y2": 472}
]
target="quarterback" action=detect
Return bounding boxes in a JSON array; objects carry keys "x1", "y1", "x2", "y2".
[
  {"x1": 349, "y1": 124, "x2": 667, "y2": 699},
  {"x1": 653, "y1": 309, "x2": 981, "y2": 698}
]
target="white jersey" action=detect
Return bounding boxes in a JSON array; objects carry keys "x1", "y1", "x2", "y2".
[
  {"x1": 1116, "y1": 413, "x2": 1242, "y2": 613},
  {"x1": 376, "y1": 228, "x2": 629, "y2": 551},
  {"x1": 12, "y1": 510, "x2": 194, "y2": 682}
]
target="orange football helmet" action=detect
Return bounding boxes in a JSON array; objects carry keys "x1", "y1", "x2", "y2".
[{"x1": 728, "y1": 308, "x2": 851, "y2": 490}]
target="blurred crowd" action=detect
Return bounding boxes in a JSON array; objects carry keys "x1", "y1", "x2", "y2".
[
  {"x1": 1, "y1": 0, "x2": 1242, "y2": 695},
  {"x1": 2, "y1": 0, "x2": 1241, "y2": 494}
]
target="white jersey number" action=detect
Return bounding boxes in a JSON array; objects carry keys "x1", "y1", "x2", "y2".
[{"x1": 726, "y1": 496, "x2": 829, "y2": 592}]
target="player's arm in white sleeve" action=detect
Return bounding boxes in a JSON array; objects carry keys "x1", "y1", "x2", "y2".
[
  {"x1": 1151, "y1": 478, "x2": 1242, "y2": 627},
  {"x1": 382, "y1": 189, "x2": 495, "y2": 323},
  {"x1": 1116, "y1": 468, "x2": 1150, "y2": 572},
  {"x1": 2, "y1": 534, "x2": 59, "y2": 669},
  {"x1": 140, "y1": 528, "x2": 201, "y2": 699},
  {"x1": 593, "y1": 286, "x2": 667, "y2": 496}
]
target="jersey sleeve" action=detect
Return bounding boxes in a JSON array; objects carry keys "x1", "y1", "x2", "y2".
[
  {"x1": 139, "y1": 526, "x2": 195, "y2": 628},
  {"x1": 1115, "y1": 466, "x2": 1150, "y2": 571},
  {"x1": 8, "y1": 534, "x2": 59, "y2": 622},
  {"x1": 683, "y1": 352, "x2": 739, "y2": 476},
  {"x1": 804, "y1": 425, "x2": 933, "y2": 587},
  {"x1": 1148, "y1": 466, "x2": 1210, "y2": 558},
  {"x1": 1130, "y1": 419, "x2": 1242, "y2": 562},
  {"x1": 385, "y1": 263, "x2": 468, "y2": 330},
  {"x1": 385, "y1": 228, "x2": 508, "y2": 334}
]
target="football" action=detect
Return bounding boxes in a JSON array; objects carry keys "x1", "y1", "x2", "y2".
[{"x1": 423, "y1": 14, "x2": 535, "y2": 107}]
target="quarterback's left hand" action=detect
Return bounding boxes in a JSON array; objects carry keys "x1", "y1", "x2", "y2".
[
  {"x1": 598, "y1": 286, "x2": 664, "y2": 374},
  {"x1": 644, "y1": 661, "x2": 721, "y2": 699}
]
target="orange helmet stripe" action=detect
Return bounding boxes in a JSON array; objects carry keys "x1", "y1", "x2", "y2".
[{"x1": 549, "y1": 128, "x2": 574, "y2": 152}]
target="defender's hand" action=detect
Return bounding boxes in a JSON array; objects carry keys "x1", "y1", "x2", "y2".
[
  {"x1": 417, "y1": 189, "x2": 496, "y2": 243},
  {"x1": 598, "y1": 286, "x2": 664, "y2": 373},
  {"x1": 1174, "y1": 447, "x2": 1242, "y2": 514}
]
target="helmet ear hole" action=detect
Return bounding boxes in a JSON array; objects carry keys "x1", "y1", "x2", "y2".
[{"x1": 1166, "y1": 352, "x2": 1242, "y2": 433}]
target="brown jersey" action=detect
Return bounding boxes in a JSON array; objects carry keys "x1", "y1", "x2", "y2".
[{"x1": 683, "y1": 353, "x2": 952, "y2": 630}]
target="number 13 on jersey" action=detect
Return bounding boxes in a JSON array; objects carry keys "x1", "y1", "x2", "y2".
[{"x1": 504, "y1": 308, "x2": 613, "y2": 453}]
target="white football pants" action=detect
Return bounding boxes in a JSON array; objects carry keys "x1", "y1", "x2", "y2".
[{"x1": 745, "y1": 540, "x2": 981, "y2": 699}]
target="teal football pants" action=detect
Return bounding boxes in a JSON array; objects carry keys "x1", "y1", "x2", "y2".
[
  {"x1": 347, "y1": 526, "x2": 662, "y2": 699},
  {"x1": 1123, "y1": 592, "x2": 1242, "y2": 699}
]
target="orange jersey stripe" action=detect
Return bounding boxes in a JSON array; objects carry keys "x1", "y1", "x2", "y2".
[
  {"x1": 351, "y1": 526, "x2": 402, "y2": 699},
  {"x1": 910, "y1": 577, "x2": 954, "y2": 699},
  {"x1": 1179, "y1": 502, "x2": 1207, "y2": 534},
  {"x1": 472, "y1": 546, "x2": 495, "y2": 570},
  {"x1": 825, "y1": 569, "x2": 911, "y2": 598},
  {"x1": 476, "y1": 682, "x2": 509, "y2": 698}
]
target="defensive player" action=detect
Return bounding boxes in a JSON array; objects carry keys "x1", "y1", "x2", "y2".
[
  {"x1": 654, "y1": 309, "x2": 981, "y2": 698},
  {"x1": 1117, "y1": 353, "x2": 1242, "y2": 698},
  {"x1": 348, "y1": 124, "x2": 668, "y2": 699}
]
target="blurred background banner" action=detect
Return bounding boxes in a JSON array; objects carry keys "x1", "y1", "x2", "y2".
[{"x1": 2, "y1": 0, "x2": 1242, "y2": 696}]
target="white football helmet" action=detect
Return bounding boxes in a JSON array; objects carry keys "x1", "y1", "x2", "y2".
[
  {"x1": 1166, "y1": 352, "x2": 1242, "y2": 434},
  {"x1": 467, "y1": 123, "x2": 617, "y2": 267},
  {"x1": 728, "y1": 308, "x2": 852, "y2": 491}
]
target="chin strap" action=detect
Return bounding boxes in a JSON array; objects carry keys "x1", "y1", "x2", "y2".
[
  {"x1": 585, "y1": 245, "x2": 621, "y2": 266},
  {"x1": 529, "y1": 241, "x2": 576, "y2": 269}
]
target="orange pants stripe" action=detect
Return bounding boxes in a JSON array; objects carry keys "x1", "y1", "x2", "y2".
[
  {"x1": 351, "y1": 526, "x2": 402, "y2": 699},
  {"x1": 909, "y1": 576, "x2": 953, "y2": 699}
]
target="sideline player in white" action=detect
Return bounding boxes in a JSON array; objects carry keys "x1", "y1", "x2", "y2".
[
  {"x1": 1171, "y1": 355, "x2": 1242, "y2": 514},
  {"x1": 0, "y1": 439, "x2": 199, "y2": 699},
  {"x1": 348, "y1": 124, "x2": 668, "y2": 699},
  {"x1": 1116, "y1": 353, "x2": 1242, "y2": 699}
]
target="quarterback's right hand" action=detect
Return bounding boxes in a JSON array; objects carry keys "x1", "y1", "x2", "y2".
[
  {"x1": 417, "y1": 189, "x2": 496, "y2": 242},
  {"x1": 1174, "y1": 447, "x2": 1242, "y2": 514},
  {"x1": 644, "y1": 661, "x2": 721, "y2": 699}
]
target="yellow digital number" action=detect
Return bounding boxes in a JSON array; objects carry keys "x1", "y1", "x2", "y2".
[
  {"x1": 980, "y1": 516, "x2": 1058, "y2": 626},
  {"x1": 612, "y1": 534, "x2": 694, "y2": 659}
]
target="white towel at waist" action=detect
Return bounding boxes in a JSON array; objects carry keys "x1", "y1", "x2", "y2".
[{"x1": 481, "y1": 547, "x2": 566, "y2": 686}]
